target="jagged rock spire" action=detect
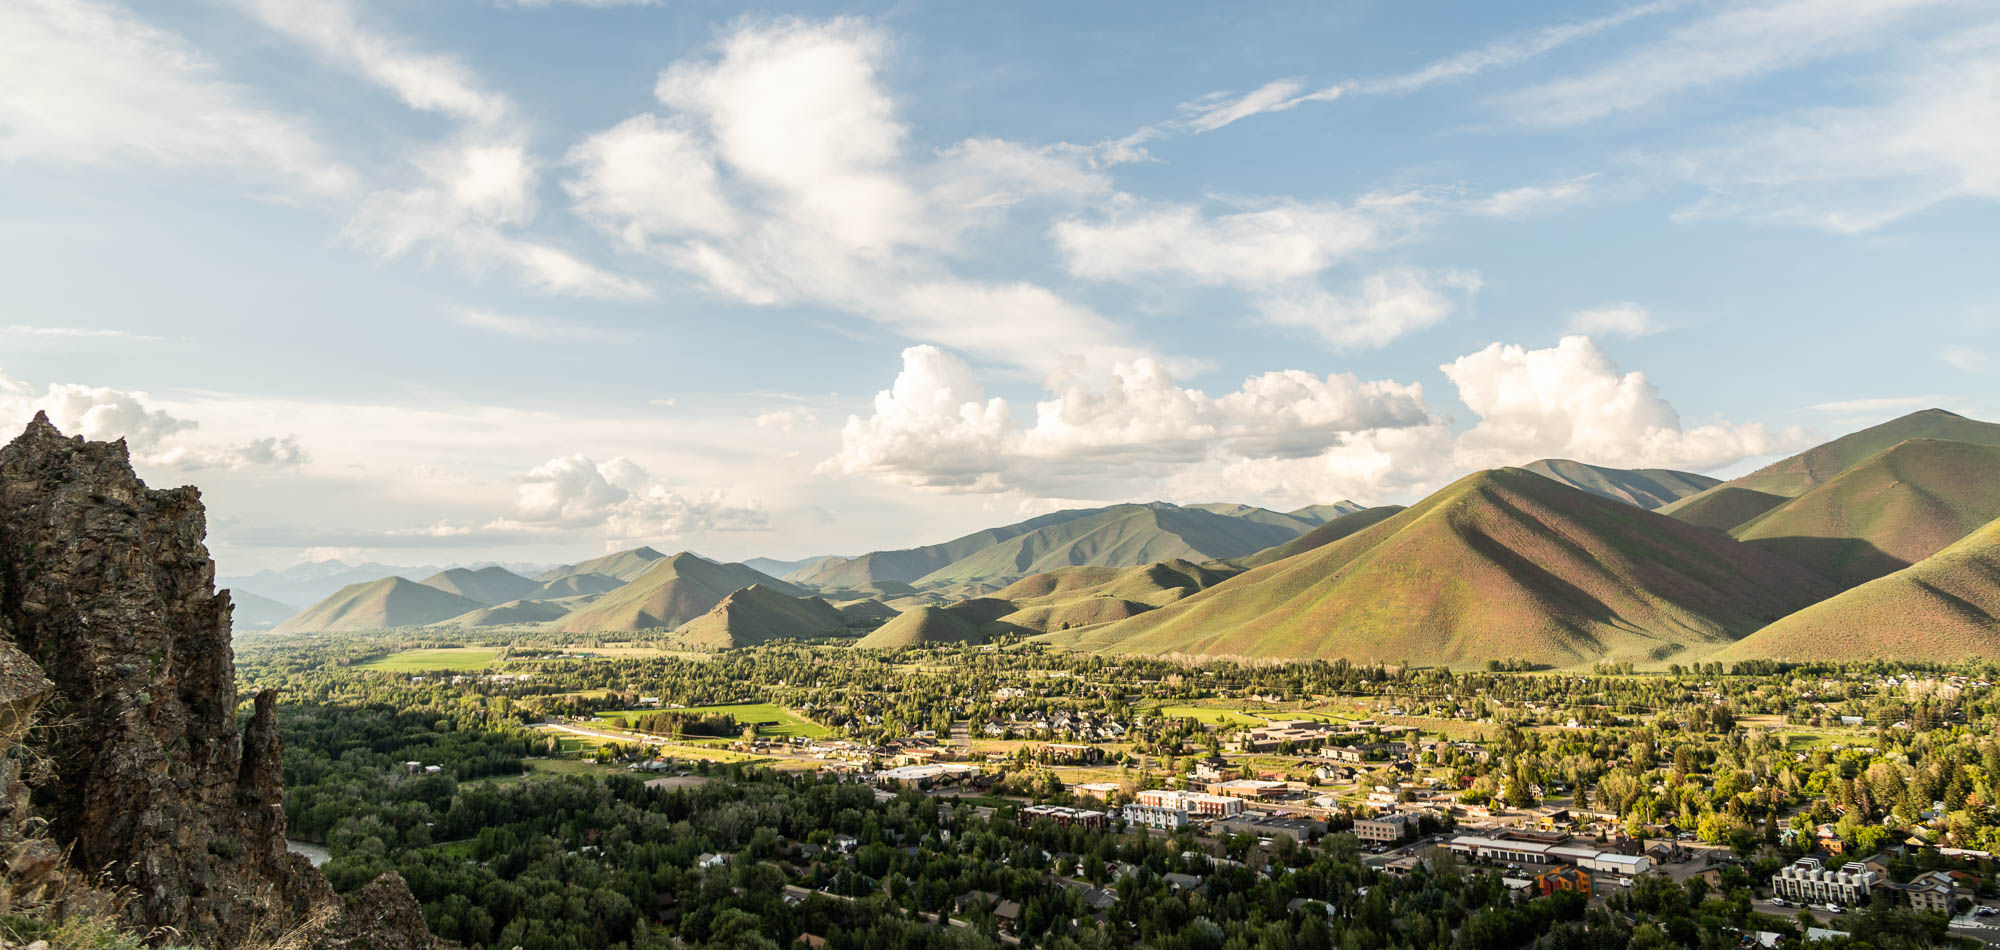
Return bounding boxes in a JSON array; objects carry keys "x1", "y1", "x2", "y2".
[{"x1": 0, "y1": 415, "x2": 435, "y2": 948}]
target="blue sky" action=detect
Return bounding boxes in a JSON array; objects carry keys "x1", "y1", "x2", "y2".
[{"x1": 3, "y1": 0, "x2": 1997, "y2": 576}]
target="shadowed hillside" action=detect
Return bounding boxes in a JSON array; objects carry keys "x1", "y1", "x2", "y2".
[
  {"x1": 1732, "y1": 439, "x2": 2000, "y2": 587},
  {"x1": 1519, "y1": 459, "x2": 1718, "y2": 509},
  {"x1": 435, "y1": 598, "x2": 574, "y2": 628},
  {"x1": 556, "y1": 553, "x2": 794, "y2": 632},
  {"x1": 1658, "y1": 486, "x2": 1788, "y2": 532},
  {"x1": 419, "y1": 565, "x2": 540, "y2": 605},
  {"x1": 1229, "y1": 506, "x2": 1405, "y2": 569},
  {"x1": 1049, "y1": 469, "x2": 1834, "y2": 668},
  {"x1": 855, "y1": 598, "x2": 1018, "y2": 648},
  {"x1": 912, "y1": 504, "x2": 1304, "y2": 587},
  {"x1": 1719, "y1": 515, "x2": 2000, "y2": 663},
  {"x1": 537, "y1": 546, "x2": 668, "y2": 584},
  {"x1": 1726, "y1": 409, "x2": 2000, "y2": 498},
  {"x1": 274, "y1": 577, "x2": 486, "y2": 633},
  {"x1": 790, "y1": 502, "x2": 1317, "y2": 589},
  {"x1": 531, "y1": 571, "x2": 625, "y2": 598},
  {"x1": 669, "y1": 584, "x2": 851, "y2": 650}
]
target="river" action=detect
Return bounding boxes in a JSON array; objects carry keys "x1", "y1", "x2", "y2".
[{"x1": 286, "y1": 840, "x2": 331, "y2": 867}]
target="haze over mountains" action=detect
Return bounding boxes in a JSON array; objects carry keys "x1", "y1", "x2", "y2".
[{"x1": 242, "y1": 409, "x2": 2000, "y2": 667}]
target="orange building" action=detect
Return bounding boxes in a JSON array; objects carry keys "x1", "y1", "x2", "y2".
[{"x1": 1536, "y1": 866, "x2": 1592, "y2": 896}]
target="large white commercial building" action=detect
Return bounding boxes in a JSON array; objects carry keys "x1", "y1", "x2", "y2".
[
  {"x1": 1137, "y1": 789, "x2": 1244, "y2": 818},
  {"x1": 1444, "y1": 835, "x2": 1651, "y2": 876}
]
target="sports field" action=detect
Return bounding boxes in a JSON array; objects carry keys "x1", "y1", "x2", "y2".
[
  {"x1": 357, "y1": 647, "x2": 504, "y2": 672},
  {"x1": 596, "y1": 702, "x2": 827, "y2": 739}
]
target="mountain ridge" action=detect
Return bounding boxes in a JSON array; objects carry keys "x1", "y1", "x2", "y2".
[{"x1": 1049, "y1": 468, "x2": 1835, "y2": 667}]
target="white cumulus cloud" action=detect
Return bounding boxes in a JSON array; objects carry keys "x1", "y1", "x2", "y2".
[
  {"x1": 1445, "y1": 335, "x2": 1809, "y2": 470},
  {"x1": 506, "y1": 453, "x2": 767, "y2": 539},
  {"x1": 823, "y1": 344, "x2": 1438, "y2": 494},
  {"x1": 562, "y1": 17, "x2": 1139, "y2": 372}
]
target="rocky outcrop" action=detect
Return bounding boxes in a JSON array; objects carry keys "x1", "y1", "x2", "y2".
[{"x1": 0, "y1": 414, "x2": 436, "y2": 949}]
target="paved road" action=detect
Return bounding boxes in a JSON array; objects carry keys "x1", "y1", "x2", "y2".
[{"x1": 1750, "y1": 898, "x2": 2000, "y2": 945}]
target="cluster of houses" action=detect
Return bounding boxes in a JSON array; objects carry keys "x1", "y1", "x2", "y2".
[
  {"x1": 1225, "y1": 718, "x2": 1417, "y2": 755},
  {"x1": 978, "y1": 709, "x2": 1130, "y2": 743}
]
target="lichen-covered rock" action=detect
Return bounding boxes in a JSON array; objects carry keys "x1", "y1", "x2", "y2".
[{"x1": 0, "y1": 414, "x2": 437, "y2": 949}]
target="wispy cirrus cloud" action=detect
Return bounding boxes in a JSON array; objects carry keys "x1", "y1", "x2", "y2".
[
  {"x1": 0, "y1": 0, "x2": 355, "y2": 196},
  {"x1": 226, "y1": 0, "x2": 515, "y2": 126},
  {"x1": 1, "y1": 325, "x2": 161, "y2": 342},
  {"x1": 451, "y1": 309, "x2": 629, "y2": 342},
  {"x1": 1142, "y1": 0, "x2": 1681, "y2": 139},
  {"x1": 1807, "y1": 395, "x2": 1944, "y2": 413},
  {"x1": 1566, "y1": 303, "x2": 1656, "y2": 338},
  {"x1": 1504, "y1": 0, "x2": 1959, "y2": 126},
  {"x1": 1661, "y1": 19, "x2": 2000, "y2": 232}
]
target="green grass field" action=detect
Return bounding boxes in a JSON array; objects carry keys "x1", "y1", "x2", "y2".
[
  {"x1": 596, "y1": 702, "x2": 828, "y2": 739},
  {"x1": 357, "y1": 647, "x2": 504, "y2": 672},
  {"x1": 1145, "y1": 705, "x2": 1268, "y2": 726}
]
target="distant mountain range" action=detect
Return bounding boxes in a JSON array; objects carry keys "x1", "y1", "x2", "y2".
[
  {"x1": 245, "y1": 409, "x2": 2000, "y2": 667},
  {"x1": 221, "y1": 558, "x2": 553, "y2": 609}
]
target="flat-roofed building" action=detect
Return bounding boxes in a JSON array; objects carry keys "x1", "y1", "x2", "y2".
[
  {"x1": 1215, "y1": 815, "x2": 1325, "y2": 844},
  {"x1": 1018, "y1": 805, "x2": 1106, "y2": 830},
  {"x1": 1137, "y1": 789, "x2": 1243, "y2": 818},
  {"x1": 1354, "y1": 812, "x2": 1414, "y2": 843},
  {"x1": 1445, "y1": 835, "x2": 1651, "y2": 876},
  {"x1": 1216, "y1": 779, "x2": 1289, "y2": 800},
  {"x1": 1122, "y1": 803, "x2": 1188, "y2": 831},
  {"x1": 1770, "y1": 858, "x2": 1879, "y2": 906}
]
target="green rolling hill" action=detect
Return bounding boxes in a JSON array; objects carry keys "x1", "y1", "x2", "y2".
[
  {"x1": 992, "y1": 558, "x2": 1234, "y2": 607},
  {"x1": 668, "y1": 584, "x2": 851, "y2": 650},
  {"x1": 908, "y1": 503, "x2": 1305, "y2": 587},
  {"x1": 1725, "y1": 408, "x2": 2000, "y2": 499},
  {"x1": 1287, "y1": 502, "x2": 1368, "y2": 524},
  {"x1": 419, "y1": 566, "x2": 541, "y2": 605},
  {"x1": 855, "y1": 598, "x2": 1019, "y2": 648},
  {"x1": 834, "y1": 598, "x2": 898, "y2": 624},
  {"x1": 785, "y1": 508, "x2": 1111, "y2": 588},
  {"x1": 1658, "y1": 486, "x2": 1788, "y2": 532},
  {"x1": 273, "y1": 577, "x2": 487, "y2": 633},
  {"x1": 1519, "y1": 459, "x2": 1719, "y2": 509},
  {"x1": 556, "y1": 553, "x2": 795, "y2": 632},
  {"x1": 537, "y1": 546, "x2": 668, "y2": 584},
  {"x1": 435, "y1": 599, "x2": 574, "y2": 628},
  {"x1": 789, "y1": 502, "x2": 1319, "y2": 590},
  {"x1": 1047, "y1": 468, "x2": 1834, "y2": 668},
  {"x1": 1229, "y1": 506, "x2": 1405, "y2": 569},
  {"x1": 1718, "y1": 515, "x2": 2000, "y2": 663},
  {"x1": 531, "y1": 571, "x2": 625, "y2": 599},
  {"x1": 979, "y1": 558, "x2": 1239, "y2": 633},
  {"x1": 226, "y1": 591, "x2": 298, "y2": 632},
  {"x1": 1730, "y1": 439, "x2": 2000, "y2": 587}
]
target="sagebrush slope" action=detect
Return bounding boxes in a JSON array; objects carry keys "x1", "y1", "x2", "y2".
[{"x1": 1052, "y1": 469, "x2": 1835, "y2": 667}]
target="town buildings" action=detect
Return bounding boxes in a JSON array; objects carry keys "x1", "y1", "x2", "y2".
[
  {"x1": 1769, "y1": 857, "x2": 1881, "y2": 906},
  {"x1": 1353, "y1": 812, "x2": 1414, "y2": 843}
]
